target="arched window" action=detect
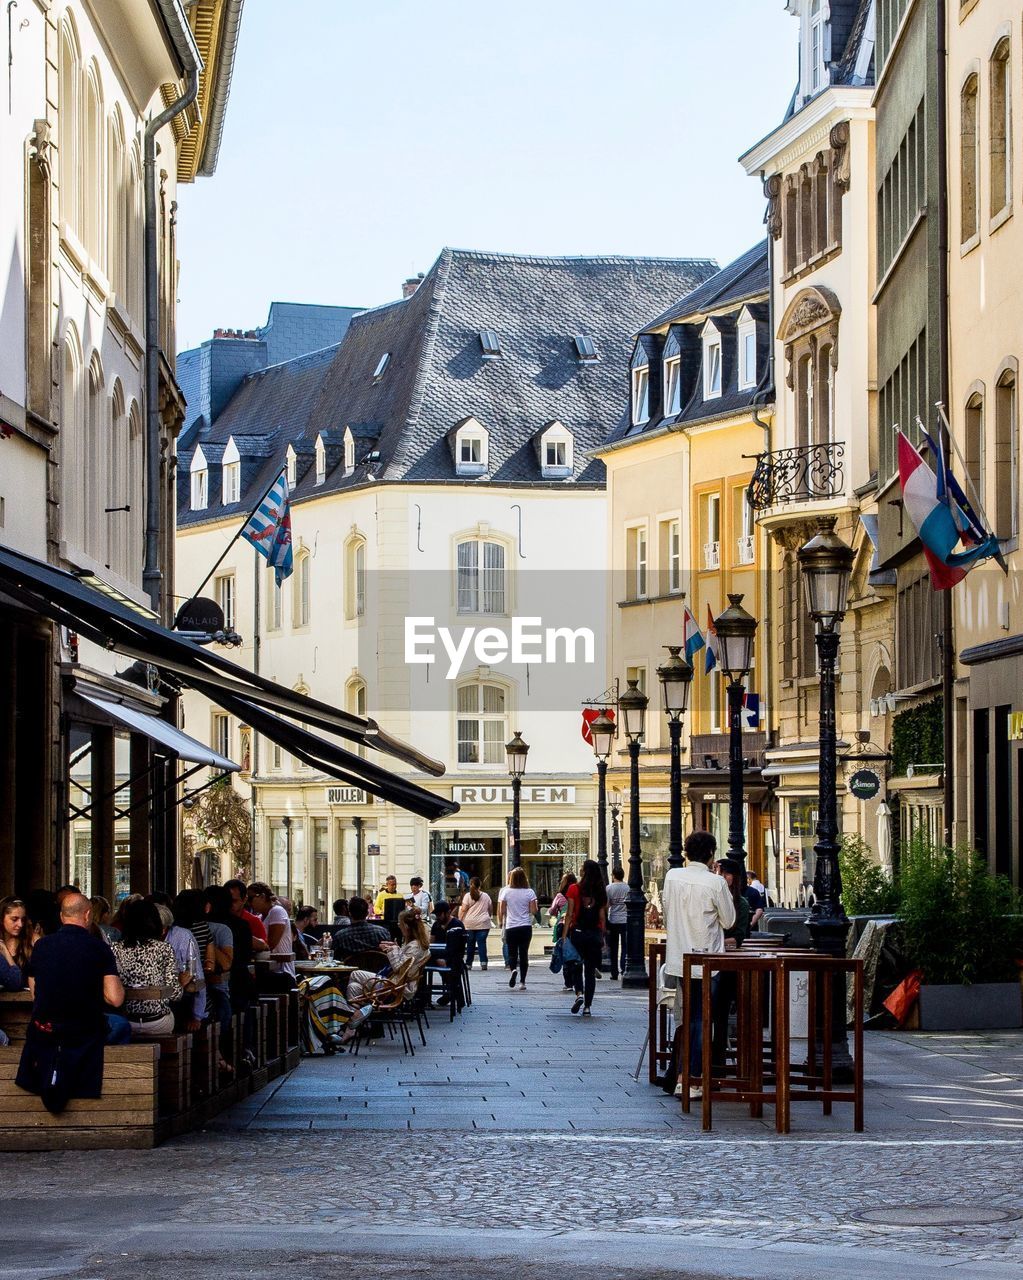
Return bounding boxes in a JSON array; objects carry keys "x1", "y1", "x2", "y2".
[
  {"x1": 84, "y1": 64, "x2": 103, "y2": 265},
  {"x1": 107, "y1": 108, "x2": 126, "y2": 300},
  {"x1": 127, "y1": 145, "x2": 143, "y2": 323},
  {"x1": 293, "y1": 549, "x2": 311, "y2": 627},
  {"x1": 456, "y1": 681, "x2": 507, "y2": 765},
  {"x1": 456, "y1": 537, "x2": 505, "y2": 615},
  {"x1": 994, "y1": 366, "x2": 1017, "y2": 540},
  {"x1": 107, "y1": 381, "x2": 127, "y2": 575},
  {"x1": 990, "y1": 38, "x2": 1012, "y2": 221},
  {"x1": 58, "y1": 20, "x2": 81, "y2": 233},
  {"x1": 86, "y1": 356, "x2": 104, "y2": 557},
  {"x1": 127, "y1": 401, "x2": 143, "y2": 583},
  {"x1": 815, "y1": 344, "x2": 834, "y2": 444},
  {"x1": 961, "y1": 74, "x2": 980, "y2": 243},
  {"x1": 344, "y1": 535, "x2": 366, "y2": 619},
  {"x1": 965, "y1": 391, "x2": 985, "y2": 507},
  {"x1": 346, "y1": 678, "x2": 367, "y2": 758},
  {"x1": 796, "y1": 352, "x2": 814, "y2": 448},
  {"x1": 60, "y1": 329, "x2": 84, "y2": 549}
]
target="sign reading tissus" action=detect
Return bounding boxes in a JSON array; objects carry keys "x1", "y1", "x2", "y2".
[{"x1": 406, "y1": 617, "x2": 595, "y2": 679}]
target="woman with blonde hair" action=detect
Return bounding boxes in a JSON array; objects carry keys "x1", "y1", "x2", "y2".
[
  {"x1": 498, "y1": 866, "x2": 539, "y2": 991},
  {"x1": 335, "y1": 909, "x2": 430, "y2": 1047}
]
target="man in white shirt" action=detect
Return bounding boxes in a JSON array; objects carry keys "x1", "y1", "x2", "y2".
[
  {"x1": 661, "y1": 830, "x2": 735, "y2": 1100},
  {"x1": 408, "y1": 876, "x2": 433, "y2": 920}
]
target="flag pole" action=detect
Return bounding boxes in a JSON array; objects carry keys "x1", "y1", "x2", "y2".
[{"x1": 184, "y1": 467, "x2": 287, "y2": 606}]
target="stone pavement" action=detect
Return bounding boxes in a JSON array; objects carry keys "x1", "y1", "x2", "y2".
[{"x1": 4, "y1": 961, "x2": 1023, "y2": 1280}]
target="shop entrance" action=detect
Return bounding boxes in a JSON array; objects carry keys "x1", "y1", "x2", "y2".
[{"x1": 430, "y1": 832, "x2": 504, "y2": 905}]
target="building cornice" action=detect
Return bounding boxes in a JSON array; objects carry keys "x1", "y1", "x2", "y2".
[{"x1": 739, "y1": 88, "x2": 873, "y2": 176}]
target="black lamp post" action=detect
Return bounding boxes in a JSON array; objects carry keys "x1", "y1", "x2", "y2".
[
  {"x1": 713, "y1": 594, "x2": 758, "y2": 875},
  {"x1": 589, "y1": 709, "x2": 616, "y2": 885},
  {"x1": 506, "y1": 730, "x2": 529, "y2": 870},
  {"x1": 798, "y1": 515, "x2": 856, "y2": 1073},
  {"x1": 657, "y1": 645, "x2": 694, "y2": 871},
  {"x1": 281, "y1": 815, "x2": 293, "y2": 903},
  {"x1": 609, "y1": 786, "x2": 623, "y2": 876},
  {"x1": 619, "y1": 679, "x2": 649, "y2": 989}
]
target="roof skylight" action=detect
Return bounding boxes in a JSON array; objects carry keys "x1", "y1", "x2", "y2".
[
  {"x1": 372, "y1": 353, "x2": 390, "y2": 380},
  {"x1": 574, "y1": 334, "x2": 599, "y2": 363},
  {"x1": 479, "y1": 330, "x2": 501, "y2": 359}
]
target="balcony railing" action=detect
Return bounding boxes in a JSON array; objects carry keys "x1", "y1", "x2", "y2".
[
  {"x1": 703, "y1": 540, "x2": 720, "y2": 570},
  {"x1": 746, "y1": 441, "x2": 846, "y2": 511},
  {"x1": 736, "y1": 534, "x2": 755, "y2": 565}
]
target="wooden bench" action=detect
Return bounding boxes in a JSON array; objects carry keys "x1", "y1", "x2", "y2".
[
  {"x1": 149, "y1": 1033, "x2": 191, "y2": 1114},
  {"x1": 0, "y1": 990, "x2": 32, "y2": 1043},
  {"x1": 0, "y1": 1043, "x2": 160, "y2": 1150}
]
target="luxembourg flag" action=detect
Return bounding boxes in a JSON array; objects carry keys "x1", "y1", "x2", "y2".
[
  {"x1": 241, "y1": 469, "x2": 294, "y2": 586},
  {"x1": 682, "y1": 605, "x2": 705, "y2": 665},
  {"x1": 897, "y1": 431, "x2": 998, "y2": 589},
  {"x1": 705, "y1": 604, "x2": 719, "y2": 674}
]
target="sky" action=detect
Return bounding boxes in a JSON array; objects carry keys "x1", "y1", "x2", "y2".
[{"x1": 175, "y1": 1, "x2": 798, "y2": 352}]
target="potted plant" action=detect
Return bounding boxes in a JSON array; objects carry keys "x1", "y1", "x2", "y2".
[{"x1": 897, "y1": 839, "x2": 1023, "y2": 1031}]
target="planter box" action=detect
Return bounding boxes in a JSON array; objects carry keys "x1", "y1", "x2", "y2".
[{"x1": 917, "y1": 982, "x2": 1023, "y2": 1031}]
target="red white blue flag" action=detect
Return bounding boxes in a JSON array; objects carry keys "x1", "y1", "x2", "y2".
[
  {"x1": 682, "y1": 605, "x2": 705, "y2": 665},
  {"x1": 241, "y1": 470, "x2": 294, "y2": 586},
  {"x1": 705, "y1": 604, "x2": 719, "y2": 674}
]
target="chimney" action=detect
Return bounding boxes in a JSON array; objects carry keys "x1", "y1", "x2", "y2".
[{"x1": 402, "y1": 272, "x2": 425, "y2": 299}]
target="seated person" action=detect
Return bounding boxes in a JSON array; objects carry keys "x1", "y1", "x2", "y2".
[
  {"x1": 331, "y1": 898, "x2": 351, "y2": 927},
  {"x1": 336, "y1": 911, "x2": 431, "y2": 1046},
  {"x1": 247, "y1": 883, "x2": 296, "y2": 993},
  {"x1": 110, "y1": 899, "x2": 182, "y2": 1038},
  {"x1": 1, "y1": 896, "x2": 32, "y2": 990},
  {"x1": 154, "y1": 902, "x2": 205, "y2": 1032},
  {"x1": 430, "y1": 900, "x2": 467, "y2": 1009},
  {"x1": 16, "y1": 892, "x2": 127, "y2": 1113},
  {"x1": 332, "y1": 896, "x2": 390, "y2": 959},
  {"x1": 294, "y1": 906, "x2": 321, "y2": 953}
]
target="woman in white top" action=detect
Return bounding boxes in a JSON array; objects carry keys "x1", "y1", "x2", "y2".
[
  {"x1": 458, "y1": 878, "x2": 494, "y2": 971},
  {"x1": 497, "y1": 867, "x2": 539, "y2": 990}
]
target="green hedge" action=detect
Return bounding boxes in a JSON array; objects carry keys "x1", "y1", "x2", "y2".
[{"x1": 890, "y1": 698, "x2": 943, "y2": 777}]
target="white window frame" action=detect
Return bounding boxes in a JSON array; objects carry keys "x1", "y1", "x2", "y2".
[
  {"x1": 709, "y1": 668, "x2": 722, "y2": 733},
  {"x1": 808, "y1": 0, "x2": 826, "y2": 97},
  {"x1": 215, "y1": 572, "x2": 235, "y2": 630},
  {"x1": 626, "y1": 524, "x2": 648, "y2": 600},
  {"x1": 222, "y1": 461, "x2": 240, "y2": 505},
  {"x1": 315, "y1": 435, "x2": 326, "y2": 484},
  {"x1": 372, "y1": 353, "x2": 390, "y2": 380},
  {"x1": 293, "y1": 551, "x2": 311, "y2": 628},
  {"x1": 738, "y1": 310, "x2": 757, "y2": 390},
  {"x1": 456, "y1": 537, "x2": 506, "y2": 615},
  {"x1": 267, "y1": 574, "x2": 283, "y2": 631},
  {"x1": 540, "y1": 422, "x2": 573, "y2": 478},
  {"x1": 632, "y1": 366, "x2": 650, "y2": 424},
  {"x1": 664, "y1": 356, "x2": 681, "y2": 416},
  {"x1": 668, "y1": 518, "x2": 681, "y2": 593},
  {"x1": 737, "y1": 489, "x2": 756, "y2": 565},
  {"x1": 455, "y1": 419, "x2": 489, "y2": 476},
  {"x1": 703, "y1": 492, "x2": 721, "y2": 570},
  {"x1": 702, "y1": 323, "x2": 723, "y2": 400},
  {"x1": 345, "y1": 536, "x2": 366, "y2": 620},
  {"x1": 211, "y1": 712, "x2": 231, "y2": 761},
  {"x1": 456, "y1": 680, "x2": 508, "y2": 766},
  {"x1": 343, "y1": 428, "x2": 355, "y2": 475},
  {"x1": 190, "y1": 445, "x2": 208, "y2": 511},
  {"x1": 286, "y1": 445, "x2": 297, "y2": 489}
]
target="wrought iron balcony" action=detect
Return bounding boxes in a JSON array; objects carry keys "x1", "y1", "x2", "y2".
[{"x1": 746, "y1": 441, "x2": 845, "y2": 511}]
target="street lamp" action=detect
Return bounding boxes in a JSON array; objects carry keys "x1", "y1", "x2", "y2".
[
  {"x1": 619, "y1": 679, "x2": 649, "y2": 988},
  {"x1": 506, "y1": 730, "x2": 529, "y2": 870},
  {"x1": 609, "y1": 786, "x2": 623, "y2": 876},
  {"x1": 589, "y1": 709, "x2": 616, "y2": 884},
  {"x1": 657, "y1": 645, "x2": 694, "y2": 871},
  {"x1": 798, "y1": 515, "x2": 856, "y2": 1074},
  {"x1": 281, "y1": 815, "x2": 293, "y2": 904},
  {"x1": 713, "y1": 593, "x2": 758, "y2": 874}
]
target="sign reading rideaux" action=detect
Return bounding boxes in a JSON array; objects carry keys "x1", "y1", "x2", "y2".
[{"x1": 452, "y1": 785, "x2": 576, "y2": 804}]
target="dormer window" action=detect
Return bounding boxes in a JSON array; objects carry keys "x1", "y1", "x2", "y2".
[
  {"x1": 632, "y1": 366, "x2": 650, "y2": 424},
  {"x1": 454, "y1": 417, "x2": 489, "y2": 476},
  {"x1": 315, "y1": 435, "x2": 326, "y2": 484},
  {"x1": 479, "y1": 330, "x2": 501, "y2": 359},
  {"x1": 372, "y1": 353, "x2": 390, "y2": 380},
  {"x1": 664, "y1": 356, "x2": 681, "y2": 417},
  {"x1": 222, "y1": 438, "x2": 240, "y2": 505},
  {"x1": 343, "y1": 427, "x2": 355, "y2": 475},
  {"x1": 702, "y1": 324, "x2": 722, "y2": 400},
  {"x1": 285, "y1": 444, "x2": 297, "y2": 488},
  {"x1": 737, "y1": 308, "x2": 758, "y2": 391},
  {"x1": 190, "y1": 445, "x2": 208, "y2": 511},
  {"x1": 574, "y1": 335, "x2": 599, "y2": 364},
  {"x1": 809, "y1": 0, "x2": 826, "y2": 95},
  {"x1": 539, "y1": 421, "x2": 573, "y2": 478}
]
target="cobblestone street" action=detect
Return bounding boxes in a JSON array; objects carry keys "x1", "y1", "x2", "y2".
[{"x1": 4, "y1": 965, "x2": 1023, "y2": 1280}]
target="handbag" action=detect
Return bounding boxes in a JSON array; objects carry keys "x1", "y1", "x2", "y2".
[
  {"x1": 562, "y1": 934, "x2": 582, "y2": 965},
  {"x1": 549, "y1": 938, "x2": 564, "y2": 974}
]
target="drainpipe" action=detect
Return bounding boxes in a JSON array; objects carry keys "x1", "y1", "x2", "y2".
[
  {"x1": 143, "y1": 65, "x2": 199, "y2": 613},
  {"x1": 935, "y1": 0, "x2": 954, "y2": 846}
]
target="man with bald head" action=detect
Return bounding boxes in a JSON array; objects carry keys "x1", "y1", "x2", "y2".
[{"x1": 16, "y1": 891, "x2": 128, "y2": 1112}]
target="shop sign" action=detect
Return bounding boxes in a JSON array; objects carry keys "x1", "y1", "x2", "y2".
[
  {"x1": 443, "y1": 837, "x2": 503, "y2": 855},
  {"x1": 325, "y1": 786, "x2": 368, "y2": 805},
  {"x1": 1009, "y1": 712, "x2": 1023, "y2": 741},
  {"x1": 452, "y1": 785, "x2": 576, "y2": 805},
  {"x1": 848, "y1": 769, "x2": 881, "y2": 801}
]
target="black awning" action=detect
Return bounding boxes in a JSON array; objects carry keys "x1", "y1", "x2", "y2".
[{"x1": 0, "y1": 545, "x2": 458, "y2": 822}]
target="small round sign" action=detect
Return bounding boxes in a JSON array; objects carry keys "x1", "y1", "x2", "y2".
[
  {"x1": 175, "y1": 596, "x2": 225, "y2": 633},
  {"x1": 848, "y1": 768, "x2": 881, "y2": 801}
]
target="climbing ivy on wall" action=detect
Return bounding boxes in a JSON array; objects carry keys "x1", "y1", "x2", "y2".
[{"x1": 890, "y1": 697, "x2": 943, "y2": 777}]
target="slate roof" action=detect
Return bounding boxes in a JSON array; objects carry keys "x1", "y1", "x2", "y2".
[
  {"x1": 178, "y1": 248, "x2": 717, "y2": 526},
  {"x1": 604, "y1": 242, "x2": 772, "y2": 448}
]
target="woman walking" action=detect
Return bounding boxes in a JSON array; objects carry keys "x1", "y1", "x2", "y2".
[
  {"x1": 498, "y1": 867, "x2": 539, "y2": 990},
  {"x1": 549, "y1": 872, "x2": 577, "y2": 992},
  {"x1": 458, "y1": 877, "x2": 493, "y2": 971},
  {"x1": 563, "y1": 859, "x2": 607, "y2": 1016}
]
